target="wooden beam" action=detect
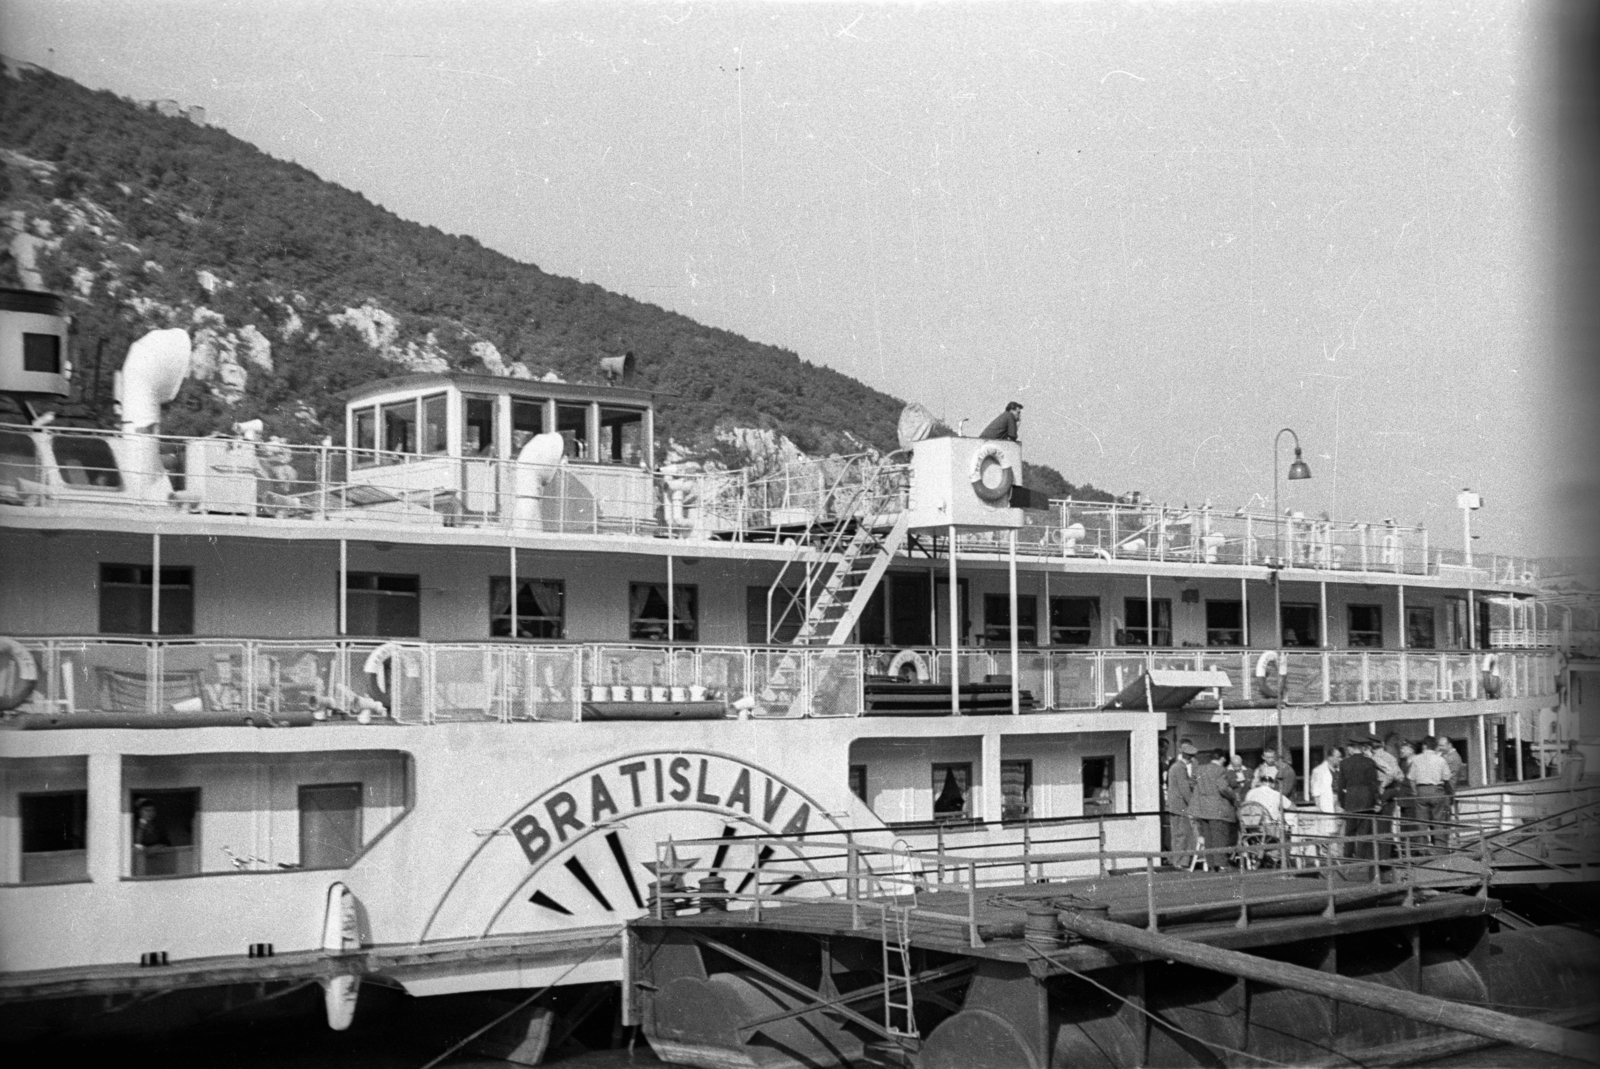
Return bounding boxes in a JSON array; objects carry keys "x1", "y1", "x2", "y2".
[{"x1": 1055, "y1": 909, "x2": 1600, "y2": 1064}]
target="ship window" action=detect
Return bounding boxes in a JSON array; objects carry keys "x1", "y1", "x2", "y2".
[
  {"x1": 931, "y1": 763, "x2": 972, "y2": 822},
  {"x1": 1349, "y1": 605, "x2": 1383, "y2": 648},
  {"x1": 1407, "y1": 607, "x2": 1436, "y2": 650},
  {"x1": 421, "y1": 393, "x2": 448, "y2": 455},
  {"x1": 53, "y1": 434, "x2": 122, "y2": 488},
  {"x1": 23, "y1": 332, "x2": 61, "y2": 374},
  {"x1": 1050, "y1": 597, "x2": 1098, "y2": 646},
  {"x1": 1280, "y1": 604, "x2": 1320, "y2": 648},
  {"x1": 345, "y1": 572, "x2": 421, "y2": 638},
  {"x1": 983, "y1": 594, "x2": 1037, "y2": 646},
  {"x1": 381, "y1": 400, "x2": 417, "y2": 457},
  {"x1": 99, "y1": 564, "x2": 194, "y2": 635},
  {"x1": 1206, "y1": 600, "x2": 1244, "y2": 647},
  {"x1": 630, "y1": 583, "x2": 698, "y2": 642},
  {"x1": 130, "y1": 789, "x2": 199, "y2": 878},
  {"x1": 599, "y1": 407, "x2": 645, "y2": 466},
  {"x1": 747, "y1": 586, "x2": 804, "y2": 644},
  {"x1": 1001, "y1": 759, "x2": 1033, "y2": 822},
  {"x1": 353, "y1": 407, "x2": 377, "y2": 466},
  {"x1": 511, "y1": 398, "x2": 548, "y2": 453},
  {"x1": 849, "y1": 765, "x2": 868, "y2": 804},
  {"x1": 20, "y1": 791, "x2": 87, "y2": 884},
  {"x1": 557, "y1": 404, "x2": 590, "y2": 460},
  {"x1": 465, "y1": 395, "x2": 498, "y2": 456},
  {"x1": 299, "y1": 783, "x2": 363, "y2": 870},
  {"x1": 1083, "y1": 756, "x2": 1116, "y2": 816},
  {"x1": 490, "y1": 577, "x2": 566, "y2": 639},
  {"x1": 1120, "y1": 598, "x2": 1171, "y2": 647},
  {"x1": 0, "y1": 430, "x2": 40, "y2": 491}
]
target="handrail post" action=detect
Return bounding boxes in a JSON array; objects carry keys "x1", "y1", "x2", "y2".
[
  {"x1": 967, "y1": 860, "x2": 981, "y2": 948},
  {"x1": 936, "y1": 823, "x2": 946, "y2": 885},
  {"x1": 1146, "y1": 855, "x2": 1158, "y2": 932},
  {"x1": 1098, "y1": 816, "x2": 1107, "y2": 877},
  {"x1": 847, "y1": 842, "x2": 860, "y2": 930}
]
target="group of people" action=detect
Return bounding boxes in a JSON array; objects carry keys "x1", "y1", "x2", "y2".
[{"x1": 1164, "y1": 732, "x2": 1467, "y2": 869}]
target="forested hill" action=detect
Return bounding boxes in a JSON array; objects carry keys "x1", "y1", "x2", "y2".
[{"x1": 0, "y1": 61, "x2": 1108, "y2": 501}]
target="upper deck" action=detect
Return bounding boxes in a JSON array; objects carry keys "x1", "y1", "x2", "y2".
[{"x1": 0, "y1": 416, "x2": 1541, "y2": 592}]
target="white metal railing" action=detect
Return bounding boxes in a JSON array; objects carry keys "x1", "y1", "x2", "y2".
[
  {"x1": 7, "y1": 637, "x2": 1561, "y2": 725},
  {"x1": 0, "y1": 422, "x2": 1541, "y2": 584}
]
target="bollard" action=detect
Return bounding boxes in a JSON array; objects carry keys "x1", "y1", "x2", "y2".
[{"x1": 1025, "y1": 903, "x2": 1063, "y2": 949}]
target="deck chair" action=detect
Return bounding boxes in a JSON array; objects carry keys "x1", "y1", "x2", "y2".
[{"x1": 1237, "y1": 801, "x2": 1279, "y2": 870}]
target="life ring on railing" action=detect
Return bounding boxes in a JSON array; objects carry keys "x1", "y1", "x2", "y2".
[
  {"x1": 969, "y1": 442, "x2": 1014, "y2": 504},
  {"x1": 886, "y1": 649, "x2": 931, "y2": 683},
  {"x1": 363, "y1": 642, "x2": 408, "y2": 703},
  {"x1": 1481, "y1": 653, "x2": 1502, "y2": 698},
  {"x1": 1255, "y1": 650, "x2": 1286, "y2": 700},
  {"x1": 0, "y1": 637, "x2": 39, "y2": 712}
]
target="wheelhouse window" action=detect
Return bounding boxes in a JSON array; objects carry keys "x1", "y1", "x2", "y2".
[
  {"x1": 346, "y1": 572, "x2": 421, "y2": 638},
  {"x1": 1050, "y1": 597, "x2": 1097, "y2": 646},
  {"x1": 1121, "y1": 598, "x2": 1171, "y2": 647},
  {"x1": 421, "y1": 393, "x2": 448, "y2": 455},
  {"x1": 557, "y1": 404, "x2": 590, "y2": 460},
  {"x1": 599, "y1": 407, "x2": 646, "y2": 466},
  {"x1": 20, "y1": 791, "x2": 87, "y2": 884},
  {"x1": 0, "y1": 429, "x2": 40, "y2": 493},
  {"x1": 629, "y1": 583, "x2": 698, "y2": 642},
  {"x1": 748, "y1": 586, "x2": 803, "y2": 644},
  {"x1": 1280, "y1": 603, "x2": 1320, "y2": 648},
  {"x1": 381, "y1": 399, "x2": 417, "y2": 457},
  {"x1": 299, "y1": 783, "x2": 363, "y2": 870},
  {"x1": 1083, "y1": 756, "x2": 1116, "y2": 816},
  {"x1": 353, "y1": 408, "x2": 378, "y2": 466},
  {"x1": 53, "y1": 435, "x2": 122, "y2": 488},
  {"x1": 1001, "y1": 759, "x2": 1033, "y2": 822},
  {"x1": 491, "y1": 577, "x2": 566, "y2": 639},
  {"x1": 99, "y1": 564, "x2": 194, "y2": 635},
  {"x1": 131, "y1": 789, "x2": 199, "y2": 878},
  {"x1": 983, "y1": 594, "x2": 1037, "y2": 646},
  {"x1": 511, "y1": 398, "x2": 548, "y2": 453},
  {"x1": 1348, "y1": 605, "x2": 1383, "y2": 648},
  {"x1": 24, "y1": 331, "x2": 62, "y2": 373},
  {"x1": 931, "y1": 763, "x2": 972, "y2": 822},
  {"x1": 464, "y1": 394, "x2": 498, "y2": 456},
  {"x1": 1407, "y1": 607, "x2": 1436, "y2": 649},
  {"x1": 1205, "y1": 600, "x2": 1244, "y2": 647}
]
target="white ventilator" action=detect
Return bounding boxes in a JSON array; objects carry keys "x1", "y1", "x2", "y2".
[
  {"x1": 513, "y1": 432, "x2": 566, "y2": 529},
  {"x1": 114, "y1": 328, "x2": 191, "y2": 500}
]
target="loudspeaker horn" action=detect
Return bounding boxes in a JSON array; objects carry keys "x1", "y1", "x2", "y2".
[{"x1": 599, "y1": 350, "x2": 635, "y2": 383}]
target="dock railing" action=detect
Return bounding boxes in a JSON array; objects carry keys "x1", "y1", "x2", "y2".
[
  {"x1": 647, "y1": 796, "x2": 1599, "y2": 948},
  {"x1": 7, "y1": 636, "x2": 1562, "y2": 722}
]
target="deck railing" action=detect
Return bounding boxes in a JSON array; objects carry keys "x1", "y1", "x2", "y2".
[
  {"x1": 7, "y1": 637, "x2": 1560, "y2": 724},
  {"x1": 0, "y1": 423, "x2": 1542, "y2": 583}
]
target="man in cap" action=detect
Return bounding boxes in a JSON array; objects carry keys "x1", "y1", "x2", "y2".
[
  {"x1": 1334, "y1": 736, "x2": 1382, "y2": 861},
  {"x1": 1257, "y1": 744, "x2": 1298, "y2": 801},
  {"x1": 978, "y1": 401, "x2": 1023, "y2": 442},
  {"x1": 1165, "y1": 740, "x2": 1198, "y2": 868}
]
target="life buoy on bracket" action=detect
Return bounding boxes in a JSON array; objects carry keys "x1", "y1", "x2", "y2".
[
  {"x1": 1481, "y1": 653, "x2": 1502, "y2": 699},
  {"x1": 1254, "y1": 650, "x2": 1287, "y2": 700},
  {"x1": 969, "y1": 442, "x2": 1015, "y2": 504},
  {"x1": 0, "y1": 637, "x2": 39, "y2": 712},
  {"x1": 362, "y1": 642, "x2": 411, "y2": 707},
  {"x1": 886, "y1": 649, "x2": 931, "y2": 683}
]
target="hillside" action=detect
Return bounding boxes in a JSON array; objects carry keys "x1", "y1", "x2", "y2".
[{"x1": 0, "y1": 61, "x2": 1110, "y2": 502}]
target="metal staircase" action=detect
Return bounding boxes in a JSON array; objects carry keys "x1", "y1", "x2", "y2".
[
  {"x1": 755, "y1": 454, "x2": 909, "y2": 716},
  {"x1": 880, "y1": 904, "x2": 918, "y2": 1042}
]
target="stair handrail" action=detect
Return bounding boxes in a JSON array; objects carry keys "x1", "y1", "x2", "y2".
[{"x1": 765, "y1": 451, "x2": 909, "y2": 644}]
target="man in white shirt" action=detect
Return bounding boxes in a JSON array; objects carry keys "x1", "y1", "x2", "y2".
[
  {"x1": 1408, "y1": 735, "x2": 1452, "y2": 851},
  {"x1": 1242, "y1": 768, "x2": 1297, "y2": 866},
  {"x1": 1307, "y1": 747, "x2": 1342, "y2": 849}
]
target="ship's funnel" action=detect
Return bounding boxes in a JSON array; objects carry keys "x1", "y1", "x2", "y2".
[
  {"x1": 513, "y1": 432, "x2": 566, "y2": 529},
  {"x1": 0, "y1": 288, "x2": 71, "y2": 404},
  {"x1": 116, "y1": 328, "x2": 191, "y2": 435}
]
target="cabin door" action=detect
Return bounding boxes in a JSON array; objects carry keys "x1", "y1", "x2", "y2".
[{"x1": 300, "y1": 784, "x2": 363, "y2": 869}]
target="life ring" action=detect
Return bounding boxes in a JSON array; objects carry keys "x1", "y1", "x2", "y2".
[
  {"x1": 362, "y1": 642, "x2": 408, "y2": 701},
  {"x1": 0, "y1": 637, "x2": 39, "y2": 712},
  {"x1": 1481, "y1": 653, "x2": 1502, "y2": 698},
  {"x1": 886, "y1": 649, "x2": 931, "y2": 683},
  {"x1": 969, "y1": 442, "x2": 1015, "y2": 504},
  {"x1": 1254, "y1": 650, "x2": 1286, "y2": 699}
]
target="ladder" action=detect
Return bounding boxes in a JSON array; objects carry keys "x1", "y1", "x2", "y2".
[{"x1": 881, "y1": 904, "x2": 918, "y2": 1041}]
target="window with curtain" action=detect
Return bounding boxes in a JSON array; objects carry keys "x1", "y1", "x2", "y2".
[
  {"x1": 1001, "y1": 759, "x2": 1033, "y2": 822},
  {"x1": 1206, "y1": 600, "x2": 1244, "y2": 646},
  {"x1": 1050, "y1": 596, "x2": 1098, "y2": 645},
  {"x1": 629, "y1": 583, "x2": 698, "y2": 642},
  {"x1": 490, "y1": 577, "x2": 566, "y2": 639},
  {"x1": 931, "y1": 763, "x2": 972, "y2": 821},
  {"x1": 1280, "y1": 603, "x2": 1320, "y2": 647},
  {"x1": 1121, "y1": 598, "x2": 1171, "y2": 647},
  {"x1": 1348, "y1": 605, "x2": 1383, "y2": 647}
]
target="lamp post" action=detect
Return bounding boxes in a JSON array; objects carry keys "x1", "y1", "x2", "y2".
[{"x1": 1273, "y1": 428, "x2": 1312, "y2": 753}]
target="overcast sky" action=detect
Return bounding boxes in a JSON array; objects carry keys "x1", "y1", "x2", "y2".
[{"x1": 6, "y1": 0, "x2": 1588, "y2": 560}]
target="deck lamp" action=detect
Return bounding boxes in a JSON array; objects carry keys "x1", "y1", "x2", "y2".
[{"x1": 1273, "y1": 427, "x2": 1312, "y2": 754}]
